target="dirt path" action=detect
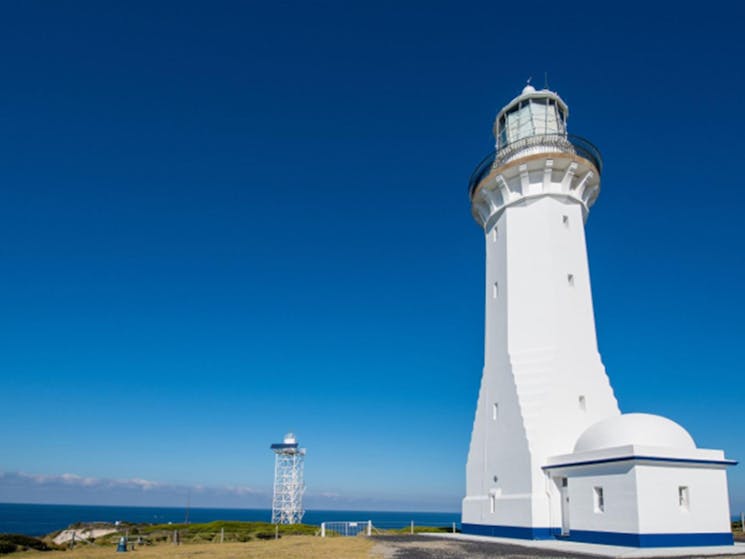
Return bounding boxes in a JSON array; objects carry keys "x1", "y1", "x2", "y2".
[
  {"x1": 370, "y1": 535, "x2": 745, "y2": 559},
  {"x1": 371, "y1": 535, "x2": 589, "y2": 559}
]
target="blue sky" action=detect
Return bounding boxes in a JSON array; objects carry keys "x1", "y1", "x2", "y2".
[{"x1": 0, "y1": 1, "x2": 743, "y2": 513}]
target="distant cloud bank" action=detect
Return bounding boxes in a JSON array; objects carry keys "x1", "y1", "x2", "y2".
[
  {"x1": 0, "y1": 471, "x2": 266, "y2": 508},
  {"x1": 0, "y1": 471, "x2": 460, "y2": 511}
]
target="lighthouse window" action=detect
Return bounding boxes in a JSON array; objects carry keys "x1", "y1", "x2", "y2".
[
  {"x1": 498, "y1": 116, "x2": 507, "y2": 148},
  {"x1": 492, "y1": 227, "x2": 498, "y2": 242},
  {"x1": 492, "y1": 403, "x2": 499, "y2": 420},
  {"x1": 578, "y1": 395, "x2": 586, "y2": 411},
  {"x1": 530, "y1": 98, "x2": 547, "y2": 134},
  {"x1": 490, "y1": 492, "x2": 496, "y2": 513},
  {"x1": 678, "y1": 486, "x2": 689, "y2": 511},
  {"x1": 593, "y1": 487, "x2": 605, "y2": 513},
  {"x1": 562, "y1": 215, "x2": 569, "y2": 227},
  {"x1": 567, "y1": 274, "x2": 574, "y2": 286},
  {"x1": 493, "y1": 282, "x2": 499, "y2": 298}
]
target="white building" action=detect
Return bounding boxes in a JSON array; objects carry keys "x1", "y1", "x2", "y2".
[{"x1": 462, "y1": 85, "x2": 736, "y2": 547}]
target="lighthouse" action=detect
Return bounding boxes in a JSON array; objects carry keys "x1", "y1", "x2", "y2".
[{"x1": 462, "y1": 85, "x2": 735, "y2": 547}]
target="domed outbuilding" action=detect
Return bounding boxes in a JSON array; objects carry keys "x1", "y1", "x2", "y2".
[{"x1": 543, "y1": 413, "x2": 735, "y2": 546}]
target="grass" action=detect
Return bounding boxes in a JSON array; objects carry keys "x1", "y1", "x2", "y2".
[
  {"x1": 83, "y1": 521, "x2": 317, "y2": 546},
  {"x1": 0, "y1": 519, "x2": 451, "y2": 557},
  {"x1": 11, "y1": 536, "x2": 375, "y2": 559}
]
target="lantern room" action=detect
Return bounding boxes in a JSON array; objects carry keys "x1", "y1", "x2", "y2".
[{"x1": 494, "y1": 84, "x2": 568, "y2": 149}]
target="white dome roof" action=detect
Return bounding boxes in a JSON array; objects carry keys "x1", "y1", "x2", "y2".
[{"x1": 574, "y1": 413, "x2": 696, "y2": 453}]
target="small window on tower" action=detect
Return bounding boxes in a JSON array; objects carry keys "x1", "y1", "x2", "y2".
[
  {"x1": 562, "y1": 215, "x2": 569, "y2": 227},
  {"x1": 493, "y1": 282, "x2": 499, "y2": 298},
  {"x1": 578, "y1": 395, "x2": 586, "y2": 411},
  {"x1": 490, "y1": 492, "x2": 496, "y2": 513},
  {"x1": 492, "y1": 227, "x2": 498, "y2": 242},
  {"x1": 678, "y1": 486, "x2": 689, "y2": 511},
  {"x1": 567, "y1": 274, "x2": 575, "y2": 286},
  {"x1": 593, "y1": 487, "x2": 605, "y2": 513},
  {"x1": 492, "y1": 403, "x2": 499, "y2": 420}
]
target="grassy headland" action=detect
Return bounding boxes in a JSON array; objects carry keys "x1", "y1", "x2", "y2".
[
  {"x1": 11, "y1": 537, "x2": 373, "y2": 558},
  {"x1": 1, "y1": 521, "x2": 378, "y2": 558}
]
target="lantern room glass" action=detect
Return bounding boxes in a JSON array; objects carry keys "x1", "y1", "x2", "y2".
[{"x1": 496, "y1": 96, "x2": 567, "y2": 150}]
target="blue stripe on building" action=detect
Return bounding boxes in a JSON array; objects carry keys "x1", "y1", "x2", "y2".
[
  {"x1": 461, "y1": 523, "x2": 555, "y2": 540},
  {"x1": 461, "y1": 523, "x2": 734, "y2": 547},
  {"x1": 542, "y1": 455, "x2": 737, "y2": 470}
]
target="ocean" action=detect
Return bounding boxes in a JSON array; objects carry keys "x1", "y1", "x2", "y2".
[{"x1": 0, "y1": 503, "x2": 460, "y2": 536}]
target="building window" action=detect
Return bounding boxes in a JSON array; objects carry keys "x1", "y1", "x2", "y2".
[
  {"x1": 578, "y1": 395, "x2": 586, "y2": 411},
  {"x1": 593, "y1": 487, "x2": 605, "y2": 513},
  {"x1": 567, "y1": 274, "x2": 574, "y2": 286},
  {"x1": 492, "y1": 403, "x2": 499, "y2": 420},
  {"x1": 493, "y1": 282, "x2": 499, "y2": 298},
  {"x1": 562, "y1": 215, "x2": 569, "y2": 227},
  {"x1": 678, "y1": 486, "x2": 689, "y2": 511},
  {"x1": 490, "y1": 492, "x2": 496, "y2": 513}
]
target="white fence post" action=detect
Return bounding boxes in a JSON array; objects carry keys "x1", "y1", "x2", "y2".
[
  {"x1": 410, "y1": 520, "x2": 414, "y2": 535},
  {"x1": 367, "y1": 520, "x2": 372, "y2": 536},
  {"x1": 321, "y1": 522, "x2": 326, "y2": 538},
  {"x1": 741, "y1": 512, "x2": 744, "y2": 533},
  {"x1": 452, "y1": 522, "x2": 456, "y2": 533},
  {"x1": 220, "y1": 527, "x2": 224, "y2": 543}
]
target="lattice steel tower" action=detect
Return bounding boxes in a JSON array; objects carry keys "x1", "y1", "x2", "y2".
[{"x1": 270, "y1": 432, "x2": 306, "y2": 524}]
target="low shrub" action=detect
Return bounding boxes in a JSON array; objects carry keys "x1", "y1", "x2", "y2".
[
  {"x1": 234, "y1": 533, "x2": 253, "y2": 542},
  {"x1": 0, "y1": 534, "x2": 49, "y2": 551},
  {"x1": 277, "y1": 524, "x2": 316, "y2": 536}
]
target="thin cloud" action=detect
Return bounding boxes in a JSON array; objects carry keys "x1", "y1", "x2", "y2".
[
  {"x1": 0, "y1": 471, "x2": 268, "y2": 507},
  {"x1": 0, "y1": 471, "x2": 460, "y2": 511}
]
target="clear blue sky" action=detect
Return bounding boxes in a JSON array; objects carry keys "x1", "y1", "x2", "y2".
[{"x1": 0, "y1": 1, "x2": 743, "y2": 513}]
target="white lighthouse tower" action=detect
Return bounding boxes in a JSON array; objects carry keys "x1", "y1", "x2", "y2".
[{"x1": 462, "y1": 85, "x2": 735, "y2": 547}]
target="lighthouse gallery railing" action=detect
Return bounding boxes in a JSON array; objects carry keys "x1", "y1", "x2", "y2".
[{"x1": 468, "y1": 134, "x2": 603, "y2": 198}]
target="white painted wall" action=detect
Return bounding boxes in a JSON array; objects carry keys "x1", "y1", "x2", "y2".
[
  {"x1": 635, "y1": 464, "x2": 731, "y2": 534},
  {"x1": 562, "y1": 463, "x2": 641, "y2": 534}
]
